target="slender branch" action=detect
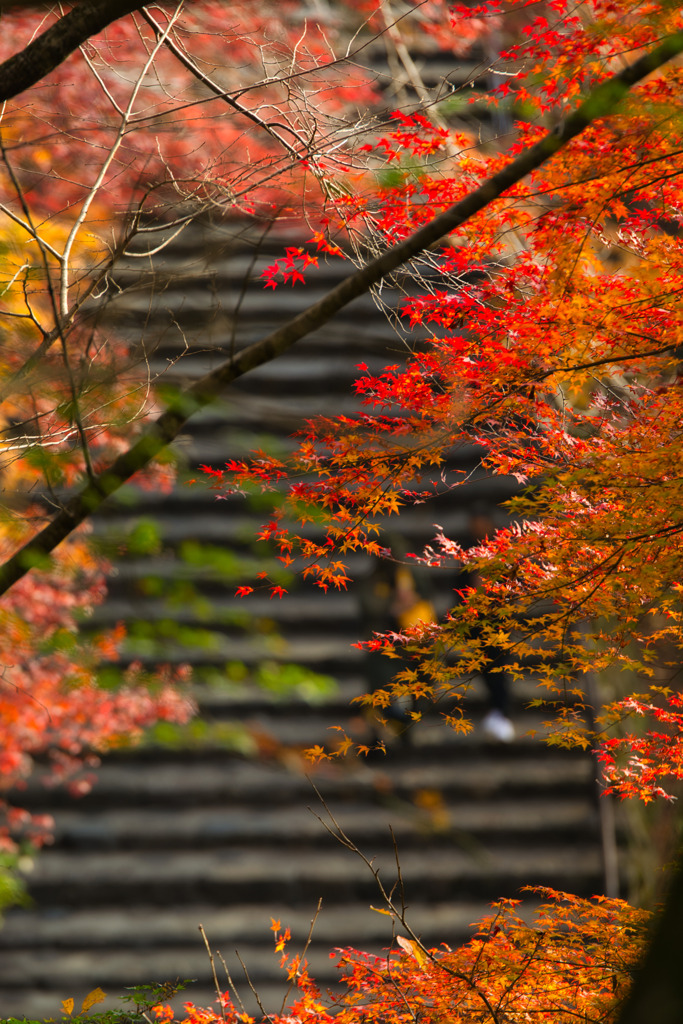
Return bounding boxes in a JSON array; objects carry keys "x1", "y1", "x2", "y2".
[
  {"x1": 0, "y1": 236, "x2": 130, "y2": 407},
  {"x1": 139, "y1": 8, "x2": 303, "y2": 163},
  {"x1": 59, "y1": 3, "x2": 184, "y2": 317},
  {"x1": 198, "y1": 924, "x2": 227, "y2": 1024},
  {"x1": 139, "y1": 7, "x2": 365, "y2": 202},
  {"x1": 547, "y1": 338, "x2": 680, "y2": 377},
  {"x1": 0, "y1": 0, "x2": 146, "y2": 102},
  {"x1": 58, "y1": 328, "x2": 97, "y2": 482},
  {"x1": 0, "y1": 30, "x2": 682, "y2": 596},
  {"x1": 0, "y1": 203, "x2": 63, "y2": 262},
  {"x1": 233, "y1": 950, "x2": 273, "y2": 1024}
]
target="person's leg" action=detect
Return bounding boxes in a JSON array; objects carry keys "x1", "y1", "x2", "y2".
[
  {"x1": 480, "y1": 648, "x2": 514, "y2": 741},
  {"x1": 481, "y1": 665, "x2": 510, "y2": 717}
]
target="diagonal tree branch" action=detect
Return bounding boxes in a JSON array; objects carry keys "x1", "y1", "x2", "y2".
[
  {"x1": 1, "y1": 29, "x2": 682, "y2": 596},
  {"x1": 0, "y1": 0, "x2": 145, "y2": 102}
]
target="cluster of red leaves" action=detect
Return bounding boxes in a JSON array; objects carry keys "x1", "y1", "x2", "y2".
[
  {"x1": 207, "y1": 0, "x2": 683, "y2": 797},
  {"x1": 349, "y1": 0, "x2": 496, "y2": 57},
  {"x1": 360, "y1": 112, "x2": 452, "y2": 162},
  {"x1": 0, "y1": 525, "x2": 194, "y2": 852},
  {"x1": 260, "y1": 233, "x2": 347, "y2": 288},
  {"x1": 151, "y1": 890, "x2": 649, "y2": 1023},
  {"x1": 597, "y1": 688, "x2": 683, "y2": 802},
  {"x1": 262, "y1": 248, "x2": 321, "y2": 289}
]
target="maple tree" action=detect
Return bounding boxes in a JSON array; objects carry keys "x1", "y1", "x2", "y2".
[
  {"x1": 201, "y1": 1, "x2": 683, "y2": 1020},
  {"x1": 211, "y1": 2, "x2": 683, "y2": 804},
  {"x1": 3, "y1": 0, "x2": 683, "y2": 1021}
]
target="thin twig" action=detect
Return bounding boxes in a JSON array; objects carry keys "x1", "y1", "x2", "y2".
[
  {"x1": 60, "y1": 3, "x2": 185, "y2": 318},
  {"x1": 216, "y1": 949, "x2": 248, "y2": 1016},
  {"x1": 198, "y1": 923, "x2": 227, "y2": 1023},
  {"x1": 234, "y1": 949, "x2": 275, "y2": 1024}
]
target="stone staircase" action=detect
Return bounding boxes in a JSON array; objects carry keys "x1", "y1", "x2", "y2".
[
  {"x1": 0, "y1": 717, "x2": 604, "y2": 1018},
  {"x1": 0, "y1": 219, "x2": 613, "y2": 1020}
]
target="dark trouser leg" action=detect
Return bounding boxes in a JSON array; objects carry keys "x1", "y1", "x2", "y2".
[{"x1": 481, "y1": 665, "x2": 510, "y2": 716}]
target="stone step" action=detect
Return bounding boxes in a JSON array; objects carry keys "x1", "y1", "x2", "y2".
[
  {"x1": 47, "y1": 796, "x2": 597, "y2": 852},
  {"x1": 113, "y1": 281, "x2": 396, "y2": 320},
  {"x1": 0, "y1": 923, "x2": 485, "y2": 1023},
  {"x1": 0, "y1": 899, "x2": 492, "y2": 950},
  {"x1": 12, "y1": 842, "x2": 603, "y2": 908},
  {"x1": 0, "y1": 199, "x2": 617, "y2": 1022},
  {"x1": 17, "y1": 745, "x2": 597, "y2": 811}
]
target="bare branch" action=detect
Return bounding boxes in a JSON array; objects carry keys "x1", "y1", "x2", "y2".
[
  {"x1": 59, "y1": 3, "x2": 185, "y2": 317},
  {"x1": 140, "y1": 8, "x2": 303, "y2": 163},
  {"x1": 198, "y1": 924, "x2": 227, "y2": 1024},
  {"x1": 308, "y1": 785, "x2": 503, "y2": 1024}
]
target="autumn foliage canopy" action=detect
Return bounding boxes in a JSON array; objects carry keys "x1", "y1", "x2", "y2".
[
  {"x1": 209, "y1": 0, "x2": 683, "y2": 805},
  {"x1": 2, "y1": 0, "x2": 683, "y2": 1020}
]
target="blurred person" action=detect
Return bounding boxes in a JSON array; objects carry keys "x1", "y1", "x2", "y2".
[
  {"x1": 359, "y1": 537, "x2": 436, "y2": 745},
  {"x1": 459, "y1": 504, "x2": 515, "y2": 743}
]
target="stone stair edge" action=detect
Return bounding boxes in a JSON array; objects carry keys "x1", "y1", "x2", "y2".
[{"x1": 0, "y1": 899, "x2": 493, "y2": 947}]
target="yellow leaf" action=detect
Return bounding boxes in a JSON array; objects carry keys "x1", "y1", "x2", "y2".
[
  {"x1": 61, "y1": 998, "x2": 74, "y2": 1015},
  {"x1": 81, "y1": 988, "x2": 106, "y2": 1012},
  {"x1": 396, "y1": 935, "x2": 427, "y2": 966},
  {"x1": 370, "y1": 905, "x2": 393, "y2": 915}
]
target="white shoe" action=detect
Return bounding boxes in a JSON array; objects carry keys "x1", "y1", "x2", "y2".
[{"x1": 482, "y1": 710, "x2": 515, "y2": 743}]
